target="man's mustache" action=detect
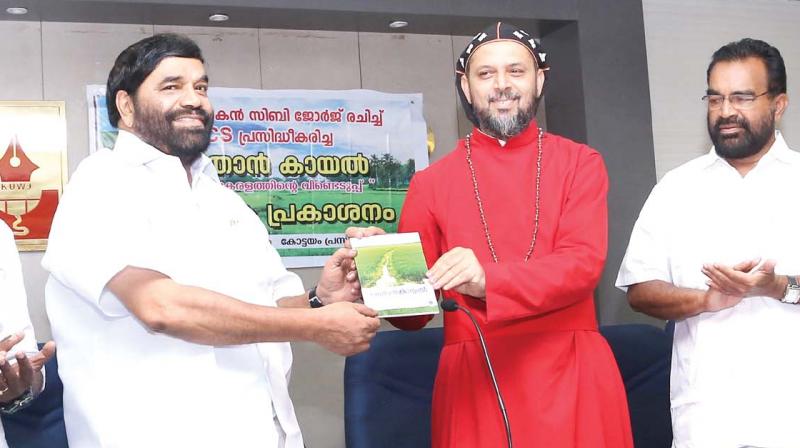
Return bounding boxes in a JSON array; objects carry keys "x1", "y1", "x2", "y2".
[
  {"x1": 488, "y1": 91, "x2": 521, "y2": 103},
  {"x1": 166, "y1": 107, "x2": 212, "y2": 126},
  {"x1": 713, "y1": 116, "x2": 749, "y2": 134}
]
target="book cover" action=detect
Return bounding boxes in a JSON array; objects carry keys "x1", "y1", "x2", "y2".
[{"x1": 351, "y1": 232, "x2": 439, "y2": 318}]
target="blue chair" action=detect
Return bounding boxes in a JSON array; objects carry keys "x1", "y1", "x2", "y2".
[
  {"x1": 1, "y1": 344, "x2": 68, "y2": 448},
  {"x1": 344, "y1": 327, "x2": 443, "y2": 448},
  {"x1": 344, "y1": 325, "x2": 672, "y2": 448},
  {"x1": 600, "y1": 324, "x2": 673, "y2": 448}
]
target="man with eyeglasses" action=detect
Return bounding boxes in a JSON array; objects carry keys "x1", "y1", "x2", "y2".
[{"x1": 617, "y1": 38, "x2": 800, "y2": 447}]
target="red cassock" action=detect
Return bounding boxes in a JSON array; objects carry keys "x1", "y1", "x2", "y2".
[{"x1": 391, "y1": 123, "x2": 633, "y2": 447}]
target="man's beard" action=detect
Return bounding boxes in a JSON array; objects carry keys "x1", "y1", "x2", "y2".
[
  {"x1": 708, "y1": 112, "x2": 774, "y2": 160},
  {"x1": 474, "y1": 91, "x2": 537, "y2": 140},
  {"x1": 132, "y1": 100, "x2": 214, "y2": 166}
]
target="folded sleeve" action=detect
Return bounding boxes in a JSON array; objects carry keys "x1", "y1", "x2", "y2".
[
  {"x1": 265, "y1": 237, "x2": 305, "y2": 302},
  {"x1": 41, "y1": 155, "x2": 146, "y2": 317},
  {"x1": 615, "y1": 179, "x2": 673, "y2": 291}
]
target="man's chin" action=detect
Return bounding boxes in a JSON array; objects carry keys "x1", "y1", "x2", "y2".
[
  {"x1": 169, "y1": 132, "x2": 210, "y2": 155},
  {"x1": 714, "y1": 142, "x2": 754, "y2": 159},
  {"x1": 718, "y1": 135, "x2": 742, "y2": 145}
]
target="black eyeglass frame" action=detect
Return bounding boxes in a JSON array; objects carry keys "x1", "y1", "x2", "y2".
[{"x1": 701, "y1": 91, "x2": 771, "y2": 110}]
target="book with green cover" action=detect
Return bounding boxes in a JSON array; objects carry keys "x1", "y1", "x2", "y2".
[{"x1": 351, "y1": 232, "x2": 439, "y2": 318}]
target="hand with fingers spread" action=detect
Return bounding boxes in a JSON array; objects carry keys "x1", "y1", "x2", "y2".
[
  {"x1": 316, "y1": 226, "x2": 387, "y2": 304},
  {"x1": 702, "y1": 258, "x2": 786, "y2": 300},
  {"x1": 427, "y1": 247, "x2": 486, "y2": 299},
  {"x1": 0, "y1": 333, "x2": 56, "y2": 403},
  {"x1": 311, "y1": 302, "x2": 380, "y2": 356}
]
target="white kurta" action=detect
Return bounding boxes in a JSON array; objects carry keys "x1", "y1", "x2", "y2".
[
  {"x1": 0, "y1": 222, "x2": 40, "y2": 448},
  {"x1": 617, "y1": 132, "x2": 800, "y2": 448},
  {"x1": 43, "y1": 131, "x2": 305, "y2": 448}
]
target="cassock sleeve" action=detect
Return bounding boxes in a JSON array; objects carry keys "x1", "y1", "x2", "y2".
[
  {"x1": 387, "y1": 172, "x2": 437, "y2": 330},
  {"x1": 483, "y1": 149, "x2": 608, "y2": 322}
]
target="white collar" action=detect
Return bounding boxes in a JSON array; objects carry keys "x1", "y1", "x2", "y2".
[
  {"x1": 113, "y1": 130, "x2": 217, "y2": 183},
  {"x1": 474, "y1": 127, "x2": 508, "y2": 147}
]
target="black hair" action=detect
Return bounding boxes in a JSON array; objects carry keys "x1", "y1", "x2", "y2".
[
  {"x1": 106, "y1": 33, "x2": 204, "y2": 127},
  {"x1": 707, "y1": 38, "x2": 786, "y2": 95}
]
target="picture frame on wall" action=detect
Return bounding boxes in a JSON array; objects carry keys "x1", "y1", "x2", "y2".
[{"x1": 0, "y1": 101, "x2": 68, "y2": 251}]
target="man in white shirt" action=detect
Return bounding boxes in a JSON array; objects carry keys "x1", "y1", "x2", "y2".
[
  {"x1": 617, "y1": 38, "x2": 800, "y2": 448},
  {"x1": 42, "y1": 33, "x2": 380, "y2": 448},
  {"x1": 0, "y1": 222, "x2": 55, "y2": 448}
]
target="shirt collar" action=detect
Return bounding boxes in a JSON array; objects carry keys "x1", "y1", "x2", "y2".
[
  {"x1": 702, "y1": 130, "x2": 790, "y2": 170},
  {"x1": 113, "y1": 129, "x2": 217, "y2": 182},
  {"x1": 474, "y1": 127, "x2": 508, "y2": 147},
  {"x1": 113, "y1": 129, "x2": 168, "y2": 165}
]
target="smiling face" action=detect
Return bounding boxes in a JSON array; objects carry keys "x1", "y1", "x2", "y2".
[
  {"x1": 706, "y1": 57, "x2": 786, "y2": 160},
  {"x1": 460, "y1": 40, "x2": 545, "y2": 139},
  {"x1": 115, "y1": 56, "x2": 214, "y2": 165}
]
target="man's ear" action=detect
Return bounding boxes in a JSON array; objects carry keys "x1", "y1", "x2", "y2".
[
  {"x1": 116, "y1": 90, "x2": 135, "y2": 128},
  {"x1": 773, "y1": 92, "x2": 789, "y2": 122},
  {"x1": 460, "y1": 74, "x2": 473, "y2": 105},
  {"x1": 535, "y1": 68, "x2": 545, "y2": 98}
]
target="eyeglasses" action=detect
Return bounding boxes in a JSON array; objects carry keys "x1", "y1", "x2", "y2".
[{"x1": 702, "y1": 91, "x2": 770, "y2": 110}]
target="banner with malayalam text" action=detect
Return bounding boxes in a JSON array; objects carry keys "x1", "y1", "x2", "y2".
[{"x1": 87, "y1": 86, "x2": 427, "y2": 267}]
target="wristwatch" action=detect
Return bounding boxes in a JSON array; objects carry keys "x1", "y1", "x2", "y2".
[
  {"x1": 308, "y1": 286, "x2": 325, "y2": 308},
  {"x1": 781, "y1": 276, "x2": 800, "y2": 304},
  {"x1": 0, "y1": 387, "x2": 34, "y2": 415}
]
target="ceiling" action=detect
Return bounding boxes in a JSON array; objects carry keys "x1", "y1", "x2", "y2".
[{"x1": 0, "y1": 0, "x2": 577, "y2": 35}]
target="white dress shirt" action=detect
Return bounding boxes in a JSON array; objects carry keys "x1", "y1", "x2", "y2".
[
  {"x1": 617, "y1": 132, "x2": 800, "y2": 448},
  {"x1": 43, "y1": 130, "x2": 305, "y2": 448},
  {"x1": 0, "y1": 222, "x2": 40, "y2": 448}
]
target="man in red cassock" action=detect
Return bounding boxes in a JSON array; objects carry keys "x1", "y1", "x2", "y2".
[{"x1": 390, "y1": 22, "x2": 634, "y2": 447}]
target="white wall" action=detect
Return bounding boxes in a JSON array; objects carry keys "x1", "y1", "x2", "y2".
[
  {"x1": 8, "y1": 2, "x2": 800, "y2": 445},
  {"x1": 643, "y1": 0, "x2": 800, "y2": 179}
]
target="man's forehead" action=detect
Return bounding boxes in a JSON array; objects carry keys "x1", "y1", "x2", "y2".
[
  {"x1": 469, "y1": 40, "x2": 536, "y2": 66},
  {"x1": 147, "y1": 56, "x2": 207, "y2": 81},
  {"x1": 709, "y1": 57, "x2": 768, "y2": 89}
]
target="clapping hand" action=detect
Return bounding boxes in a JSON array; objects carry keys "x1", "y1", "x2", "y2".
[
  {"x1": 702, "y1": 258, "x2": 784, "y2": 299},
  {"x1": 0, "y1": 332, "x2": 55, "y2": 403}
]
